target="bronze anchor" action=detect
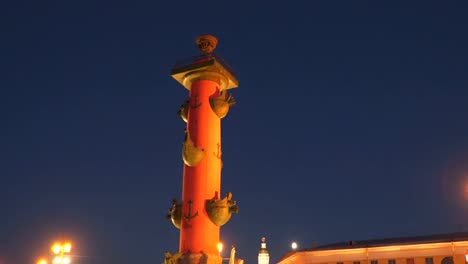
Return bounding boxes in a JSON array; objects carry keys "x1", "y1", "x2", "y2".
[{"x1": 183, "y1": 200, "x2": 199, "y2": 220}]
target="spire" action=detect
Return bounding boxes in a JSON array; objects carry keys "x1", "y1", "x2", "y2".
[{"x1": 258, "y1": 237, "x2": 270, "y2": 264}]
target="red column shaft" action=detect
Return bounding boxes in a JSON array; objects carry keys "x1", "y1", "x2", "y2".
[{"x1": 180, "y1": 79, "x2": 222, "y2": 254}]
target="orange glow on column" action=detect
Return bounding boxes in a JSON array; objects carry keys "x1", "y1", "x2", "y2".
[{"x1": 180, "y1": 79, "x2": 222, "y2": 255}]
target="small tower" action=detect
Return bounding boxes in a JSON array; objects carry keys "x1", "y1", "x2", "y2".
[{"x1": 258, "y1": 237, "x2": 270, "y2": 264}]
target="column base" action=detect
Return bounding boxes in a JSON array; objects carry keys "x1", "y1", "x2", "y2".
[{"x1": 167, "y1": 252, "x2": 222, "y2": 264}]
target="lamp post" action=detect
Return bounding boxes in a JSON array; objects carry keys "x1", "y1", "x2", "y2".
[
  {"x1": 217, "y1": 242, "x2": 234, "y2": 264},
  {"x1": 217, "y1": 242, "x2": 224, "y2": 256},
  {"x1": 37, "y1": 258, "x2": 47, "y2": 264},
  {"x1": 51, "y1": 242, "x2": 72, "y2": 264}
]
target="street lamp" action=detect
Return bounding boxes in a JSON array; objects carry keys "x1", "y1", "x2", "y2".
[
  {"x1": 51, "y1": 242, "x2": 72, "y2": 264},
  {"x1": 37, "y1": 258, "x2": 47, "y2": 264},
  {"x1": 217, "y1": 242, "x2": 223, "y2": 255},
  {"x1": 52, "y1": 256, "x2": 70, "y2": 264}
]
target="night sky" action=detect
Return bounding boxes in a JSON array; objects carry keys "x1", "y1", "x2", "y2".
[{"x1": 2, "y1": 1, "x2": 468, "y2": 264}]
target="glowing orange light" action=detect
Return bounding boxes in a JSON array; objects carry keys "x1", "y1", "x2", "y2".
[
  {"x1": 217, "y1": 242, "x2": 223, "y2": 254},
  {"x1": 37, "y1": 258, "x2": 48, "y2": 264},
  {"x1": 62, "y1": 256, "x2": 71, "y2": 264},
  {"x1": 52, "y1": 243, "x2": 61, "y2": 254},
  {"x1": 62, "y1": 243, "x2": 72, "y2": 253},
  {"x1": 52, "y1": 256, "x2": 62, "y2": 264}
]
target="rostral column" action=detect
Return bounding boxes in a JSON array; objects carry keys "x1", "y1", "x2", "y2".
[{"x1": 167, "y1": 35, "x2": 239, "y2": 264}]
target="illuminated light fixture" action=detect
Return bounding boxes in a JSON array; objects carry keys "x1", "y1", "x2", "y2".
[
  {"x1": 37, "y1": 258, "x2": 47, "y2": 264},
  {"x1": 51, "y1": 242, "x2": 72, "y2": 264},
  {"x1": 52, "y1": 243, "x2": 62, "y2": 254},
  {"x1": 62, "y1": 256, "x2": 71, "y2": 264},
  {"x1": 465, "y1": 253, "x2": 468, "y2": 262},
  {"x1": 62, "y1": 243, "x2": 72, "y2": 253},
  {"x1": 217, "y1": 242, "x2": 223, "y2": 254},
  {"x1": 52, "y1": 256, "x2": 62, "y2": 264}
]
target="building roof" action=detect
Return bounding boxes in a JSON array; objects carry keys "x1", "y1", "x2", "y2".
[
  {"x1": 279, "y1": 232, "x2": 468, "y2": 263},
  {"x1": 313, "y1": 232, "x2": 468, "y2": 250}
]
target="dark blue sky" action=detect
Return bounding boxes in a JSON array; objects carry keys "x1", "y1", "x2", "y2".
[{"x1": 1, "y1": 1, "x2": 468, "y2": 264}]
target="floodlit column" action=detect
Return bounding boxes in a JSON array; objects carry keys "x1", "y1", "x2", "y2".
[{"x1": 168, "y1": 35, "x2": 239, "y2": 264}]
